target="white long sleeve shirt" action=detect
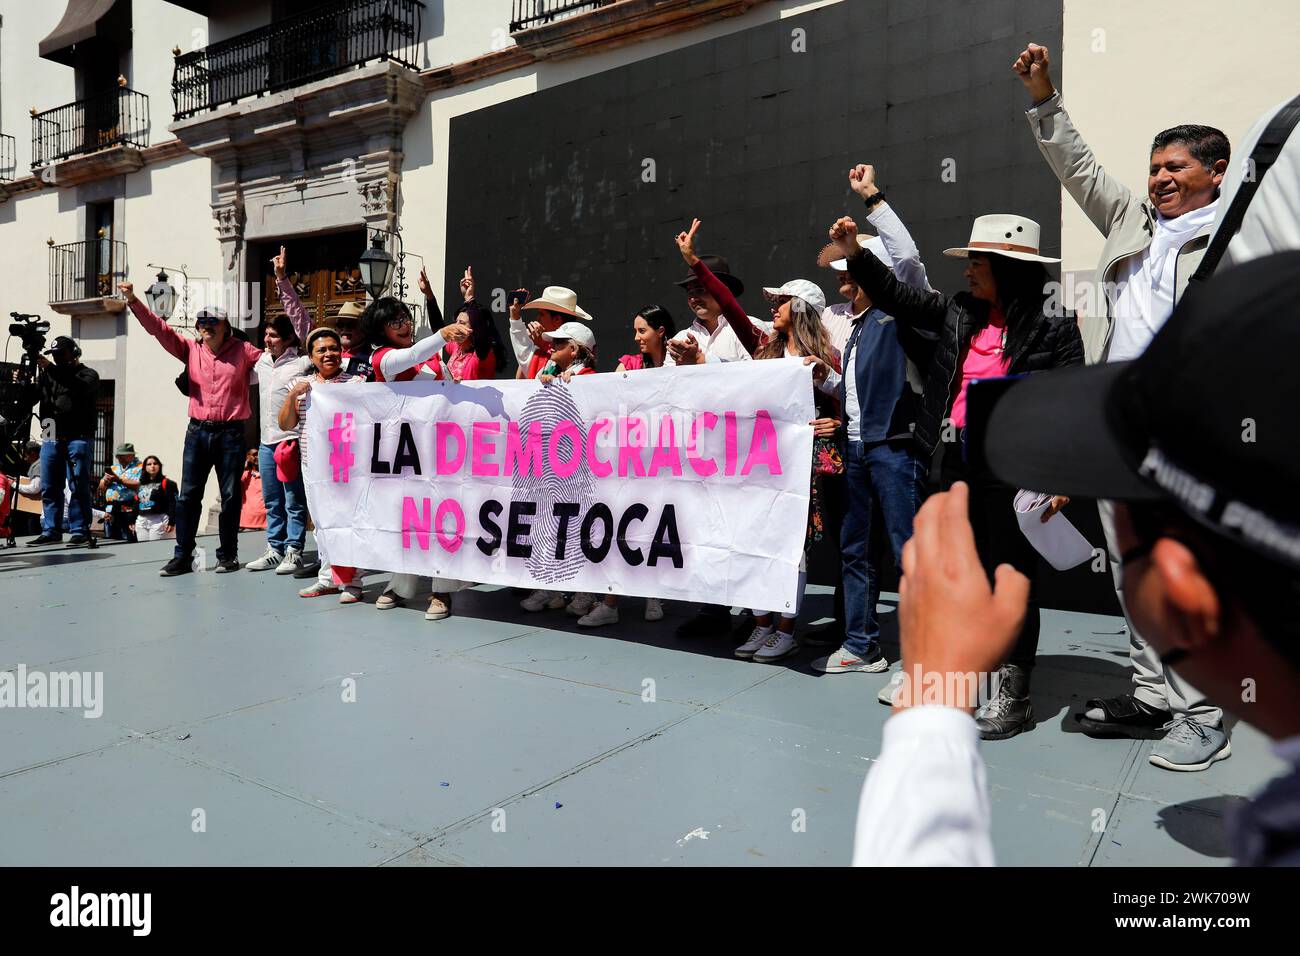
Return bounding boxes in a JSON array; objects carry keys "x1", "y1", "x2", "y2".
[
  {"x1": 1214, "y1": 96, "x2": 1300, "y2": 269},
  {"x1": 852, "y1": 706, "x2": 994, "y2": 866}
]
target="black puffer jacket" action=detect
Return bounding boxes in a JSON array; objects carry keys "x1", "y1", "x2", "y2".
[{"x1": 846, "y1": 248, "x2": 1084, "y2": 459}]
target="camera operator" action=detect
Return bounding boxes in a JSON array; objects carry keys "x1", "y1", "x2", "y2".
[{"x1": 26, "y1": 336, "x2": 99, "y2": 547}]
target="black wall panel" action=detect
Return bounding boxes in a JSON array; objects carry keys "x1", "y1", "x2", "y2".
[{"x1": 444, "y1": 0, "x2": 1118, "y2": 614}]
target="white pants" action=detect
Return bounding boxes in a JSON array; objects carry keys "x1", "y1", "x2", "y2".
[
  {"x1": 386, "y1": 573, "x2": 470, "y2": 599},
  {"x1": 135, "y1": 513, "x2": 172, "y2": 541},
  {"x1": 315, "y1": 534, "x2": 367, "y2": 589},
  {"x1": 1097, "y1": 499, "x2": 1221, "y2": 725}
]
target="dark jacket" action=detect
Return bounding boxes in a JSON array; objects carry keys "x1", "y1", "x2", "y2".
[
  {"x1": 38, "y1": 361, "x2": 100, "y2": 441},
  {"x1": 846, "y1": 249, "x2": 1084, "y2": 458}
]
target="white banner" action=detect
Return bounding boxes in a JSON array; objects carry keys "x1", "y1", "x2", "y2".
[{"x1": 304, "y1": 358, "x2": 814, "y2": 612}]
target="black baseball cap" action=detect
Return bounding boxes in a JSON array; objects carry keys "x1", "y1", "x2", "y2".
[
  {"x1": 984, "y1": 251, "x2": 1300, "y2": 571},
  {"x1": 44, "y1": 335, "x2": 78, "y2": 355}
]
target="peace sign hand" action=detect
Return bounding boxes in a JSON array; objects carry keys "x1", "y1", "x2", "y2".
[
  {"x1": 272, "y1": 246, "x2": 287, "y2": 280},
  {"x1": 459, "y1": 266, "x2": 474, "y2": 302},
  {"x1": 675, "y1": 218, "x2": 702, "y2": 267},
  {"x1": 417, "y1": 266, "x2": 433, "y2": 300}
]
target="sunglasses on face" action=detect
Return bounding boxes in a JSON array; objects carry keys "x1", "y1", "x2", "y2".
[
  {"x1": 196, "y1": 317, "x2": 221, "y2": 329},
  {"x1": 684, "y1": 283, "x2": 707, "y2": 296}
]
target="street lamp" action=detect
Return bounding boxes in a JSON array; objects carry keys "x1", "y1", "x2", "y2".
[
  {"x1": 145, "y1": 268, "x2": 177, "y2": 319},
  {"x1": 358, "y1": 232, "x2": 394, "y2": 301}
]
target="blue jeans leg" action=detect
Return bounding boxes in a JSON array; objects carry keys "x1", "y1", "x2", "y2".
[
  {"x1": 39, "y1": 440, "x2": 67, "y2": 536},
  {"x1": 282, "y1": 470, "x2": 307, "y2": 552},
  {"x1": 64, "y1": 439, "x2": 93, "y2": 536},
  {"x1": 841, "y1": 440, "x2": 924, "y2": 660},
  {"x1": 258, "y1": 443, "x2": 287, "y2": 553}
]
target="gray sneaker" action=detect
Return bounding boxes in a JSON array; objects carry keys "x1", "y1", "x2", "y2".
[{"x1": 1148, "y1": 717, "x2": 1231, "y2": 772}]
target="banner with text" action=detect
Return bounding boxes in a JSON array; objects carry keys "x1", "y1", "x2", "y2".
[{"x1": 304, "y1": 359, "x2": 814, "y2": 611}]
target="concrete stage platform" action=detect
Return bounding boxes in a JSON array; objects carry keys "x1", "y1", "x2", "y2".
[{"x1": 0, "y1": 532, "x2": 1282, "y2": 866}]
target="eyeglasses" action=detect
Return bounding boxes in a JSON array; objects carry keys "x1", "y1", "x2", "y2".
[
  {"x1": 684, "y1": 283, "x2": 707, "y2": 296},
  {"x1": 384, "y1": 315, "x2": 413, "y2": 329}
]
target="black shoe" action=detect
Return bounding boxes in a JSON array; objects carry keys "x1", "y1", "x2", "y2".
[
  {"x1": 65, "y1": 534, "x2": 90, "y2": 547},
  {"x1": 159, "y1": 556, "x2": 193, "y2": 577},
  {"x1": 676, "y1": 613, "x2": 729, "y2": 639},
  {"x1": 801, "y1": 622, "x2": 845, "y2": 648},
  {"x1": 976, "y1": 664, "x2": 1035, "y2": 740},
  {"x1": 26, "y1": 533, "x2": 62, "y2": 546},
  {"x1": 1076, "y1": 694, "x2": 1171, "y2": 739},
  {"x1": 293, "y1": 562, "x2": 320, "y2": 579},
  {"x1": 214, "y1": 559, "x2": 240, "y2": 573},
  {"x1": 731, "y1": 611, "x2": 757, "y2": 637}
]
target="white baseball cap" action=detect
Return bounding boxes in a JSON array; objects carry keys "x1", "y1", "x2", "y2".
[
  {"x1": 761, "y1": 279, "x2": 827, "y2": 319},
  {"x1": 543, "y1": 321, "x2": 595, "y2": 350}
]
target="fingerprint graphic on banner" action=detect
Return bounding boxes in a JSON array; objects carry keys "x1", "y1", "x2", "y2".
[{"x1": 512, "y1": 382, "x2": 595, "y2": 584}]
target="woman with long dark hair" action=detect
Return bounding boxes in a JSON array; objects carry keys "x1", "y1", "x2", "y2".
[
  {"x1": 829, "y1": 212, "x2": 1083, "y2": 739},
  {"x1": 134, "y1": 455, "x2": 176, "y2": 541},
  {"x1": 615, "y1": 305, "x2": 676, "y2": 371},
  {"x1": 729, "y1": 280, "x2": 844, "y2": 664}
]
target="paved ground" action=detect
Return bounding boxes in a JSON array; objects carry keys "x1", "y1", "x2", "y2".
[{"x1": 0, "y1": 531, "x2": 1281, "y2": 866}]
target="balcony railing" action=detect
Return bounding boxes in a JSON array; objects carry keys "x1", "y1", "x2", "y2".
[
  {"x1": 0, "y1": 134, "x2": 15, "y2": 182},
  {"x1": 509, "y1": 0, "x2": 617, "y2": 32},
  {"x1": 49, "y1": 240, "x2": 128, "y2": 305},
  {"x1": 31, "y1": 89, "x2": 150, "y2": 168},
  {"x1": 172, "y1": 0, "x2": 425, "y2": 121}
]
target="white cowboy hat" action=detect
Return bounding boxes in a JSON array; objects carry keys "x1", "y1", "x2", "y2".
[
  {"x1": 542, "y1": 321, "x2": 595, "y2": 350},
  {"x1": 522, "y1": 286, "x2": 594, "y2": 321},
  {"x1": 942, "y1": 214, "x2": 1060, "y2": 263},
  {"x1": 762, "y1": 279, "x2": 827, "y2": 319}
]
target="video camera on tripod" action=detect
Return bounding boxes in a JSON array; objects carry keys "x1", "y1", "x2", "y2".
[{"x1": 2, "y1": 312, "x2": 52, "y2": 467}]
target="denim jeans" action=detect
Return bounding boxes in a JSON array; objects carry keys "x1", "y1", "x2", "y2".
[
  {"x1": 841, "y1": 439, "x2": 924, "y2": 660},
  {"x1": 258, "y1": 442, "x2": 307, "y2": 553},
  {"x1": 175, "y1": 420, "x2": 245, "y2": 561},
  {"x1": 40, "y1": 438, "x2": 93, "y2": 537}
]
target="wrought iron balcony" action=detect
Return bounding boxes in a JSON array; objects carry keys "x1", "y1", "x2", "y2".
[
  {"x1": 0, "y1": 134, "x2": 15, "y2": 182},
  {"x1": 49, "y1": 239, "x2": 129, "y2": 312},
  {"x1": 31, "y1": 88, "x2": 150, "y2": 168},
  {"x1": 510, "y1": 0, "x2": 617, "y2": 32},
  {"x1": 172, "y1": 0, "x2": 425, "y2": 121}
]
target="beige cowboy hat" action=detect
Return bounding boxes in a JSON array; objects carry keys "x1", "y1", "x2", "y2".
[
  {"x1": 817, "y1": 234, "x2": 892, "y2": 272},
  {"x1": 522, "y1": 286, "x2": 593, "y2": 321},
  {"x1": 942, "y1": 214, "x2": 1060, "y2": 263}
]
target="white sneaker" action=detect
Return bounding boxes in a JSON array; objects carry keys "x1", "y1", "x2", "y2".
[
  {"x1": 338, "y1": 586, "x2": 363, "y2": 605},
  {"x1": 644, "y1": 598, "x2": 664, "y2": 622},
  {"x1": 812, "y1": 645, "x2": 891, "y2": 674},
  {"x1": 245, "y1": 547, "x2": 283, "y2": 572},
  {"x1": 299, "y1": 581, "x2": 339, "y2": 598},
  {"x1": 753, "y1": 630, "x2": 800, "y2": 663},
  {"x1": 878, "y1": 670, "x2": 907, "y2": 705},
  {"x1": 275, "y1": 548, "x2": 304, "y2": 575},
  {"x1": 735, "y1": 626, "x2": 774, "y2": 660},
  {"x1": 521, "y1": 589, "x2": 555, "y2": 612},
  {"x1": 566, "y1": 592, "x2": 597, "y2": 617},
  {"x1": 577, "y1": 602, "x2": 619, "y2": 627}
]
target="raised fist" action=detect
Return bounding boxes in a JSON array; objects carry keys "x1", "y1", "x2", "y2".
[{"x1": 1012, "y1": 43, "x2": 1055, "y2": 102}]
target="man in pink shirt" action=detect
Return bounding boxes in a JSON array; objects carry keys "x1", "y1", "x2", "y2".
[{"x1": 119, "y1": 279, "x2": 262, "y2": 577}]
